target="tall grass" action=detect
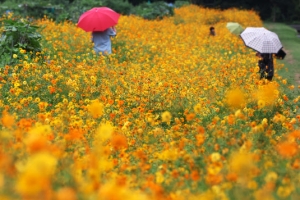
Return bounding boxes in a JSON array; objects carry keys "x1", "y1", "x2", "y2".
[{"x1": 264, "y1": 22, "x2": 300, "y2": 86}]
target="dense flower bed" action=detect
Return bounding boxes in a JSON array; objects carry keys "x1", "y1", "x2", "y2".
[{"x1": 0, "y1": 5, "x2": 300, "y2": 200}]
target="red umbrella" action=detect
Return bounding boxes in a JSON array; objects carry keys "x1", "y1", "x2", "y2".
[{"x1": 77, "y1": 7, "x2": 120, "y2": 32}]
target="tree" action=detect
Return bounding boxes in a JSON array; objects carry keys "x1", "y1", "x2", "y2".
[{"x1": 127, "y1": 0, "x2": 146, "y2": 6}]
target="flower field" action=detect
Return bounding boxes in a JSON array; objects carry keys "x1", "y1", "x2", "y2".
[{"x1": 1, "y1": 5, "x2": 300, "y2": 200}]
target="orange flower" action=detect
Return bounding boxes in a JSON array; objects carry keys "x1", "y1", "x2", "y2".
[
  {"x1": 17, "y1": 118, "x2": 35, "y2": 130},
  {"x1": 49, "y1": 86, "x2": 56, "y2": 94},
  {"x1": 111, "y1": 134, "x2": 128, "y2": 150},
  {"x1": 205, "y1": 174, "x2": 223, "y2": 185},
  {"x1": 135, "y1": 149, "x2": 147, "y2": 161},
  {"x1": 195, "y1": 134, "x2": 205, "y2": 146},
  {"x1": 25, "y1": 135, "x2": 49, "y2": 153},
  {"x1": 197, "y1": 126, "x2": 205, "y2": 134},
  {"x1": 276, "y1": 141, "x2": 298, "y2": 158},
  {"x1": 108, "y1": 99, "x2": 114, "y2": 105},
  {"x1": 292, "y1": 159, "x2": 300, "y2": 169},
  {"x1": 190, "y1": 170, "x2": 200, "y2": 181},
  {"x1": 65, "y1": 128, "x2": 84, "y2": 141},
  {"x1": 185, "y1": 113, "x2": 196, "y2": 121},
  {"x1": 1, "y1": 111, "x2": 15, "y2": 128},
  {"x1": 147, "y1": 181, "x2": 164, "y2": 197},
  {"x1": 296, "y1": 115, "x2": 300, "y2": 122},
  {"x1": 118, "y1": 100, "x2": 124, "y2": 106},
  {"x1": 288, "y1": 130, "x2": 300, "y2": 140},
  {"x1": 56, "y1": 187, "x2": 77, "y2": 200},
  {"x1": 226, "y1": 172, "x2": 238, "y2": 182},
  {"x1": 227, "y1": 114, "x2": 235, "y2": 125},
  {"x1": 109, "y1": 113, "x2": 116, "y2": 120},
  {"x1": 171, "y1": 169, "x2": 179, "y2": 178}
]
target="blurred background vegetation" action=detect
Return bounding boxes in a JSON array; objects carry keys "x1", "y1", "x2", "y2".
[
  {"x1": 1, "y1": 0, "x2": 299, "y2": 23},
  {"x1": 189, "y1": 0, "x2": 300, "y2": 23},
  {"x1": 0, "y1": 0, "x2": 189, "y2": 22}
]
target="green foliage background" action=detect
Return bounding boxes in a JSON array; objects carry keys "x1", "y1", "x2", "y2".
[
  {"x1": 0, "y1": 0, "x2": 189, "y2": 22},
  {"x1": 0, "y1": 16, "x2": 43, "y2": 67}
]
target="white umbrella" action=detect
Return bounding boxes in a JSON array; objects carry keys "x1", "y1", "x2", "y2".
[{"x1": 240, "y1": 27, "x2": 282, "y2": 53}]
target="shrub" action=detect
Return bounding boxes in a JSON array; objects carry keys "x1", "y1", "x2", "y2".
[
  {"x1": 174, "y1": 1, "x2": 190, "y2": 8},
  {"x1": 102, "y1": 0, "x2": 134, "y2": 15},
  {"x1": 64, "y1": 0, "x2": 104, "y2": 22},
  {"x1": 0, "y1": 15, "x2": 42, "y2": 67},
  {"x1": 53, "y1": 0, "x2": 134, "y2": 23},
  {"x1": 131, "y1": 1, "x2": 174, "y2": 20}
]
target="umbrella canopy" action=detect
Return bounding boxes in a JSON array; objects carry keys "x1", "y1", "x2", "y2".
[
  {"x1": 240, "y1": 27, "x2": 283, "y2": 54},
  {"x1": 77, "y1": 7, "x2": 120, "y2": 32},
  {"x1": 226, "y1": 22, "x2": 244, "y2": 35}
]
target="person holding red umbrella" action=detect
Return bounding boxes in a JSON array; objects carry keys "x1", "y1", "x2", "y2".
[
  {"x1": 92, "y1": 26, "x2": 116, "y2": 55},
  {"x1": 77, "y1": 7, "x2": 120, "y2": 55}
]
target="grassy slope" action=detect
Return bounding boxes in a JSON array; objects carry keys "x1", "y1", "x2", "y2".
[{"x1": 264, "y1": 22, "x2": 300, "y2": 86}]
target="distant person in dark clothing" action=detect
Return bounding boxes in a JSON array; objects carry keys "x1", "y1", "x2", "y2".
[
  {"x1": 209, "y1": 26, "x2": 216, "y2": 36},
  {"x1": 256, "y1": 52, "x2": 274, "y2": 81}
]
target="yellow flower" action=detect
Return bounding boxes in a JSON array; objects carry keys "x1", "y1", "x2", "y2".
[
  {"x1": 24, "y1": 152, "x2": 57, "y2": 175},
  {"x1": 207, "y1": 165, "x2": 222, "y2": 175},
  {"x1": 13, "y1": 54, "x2": 18, "y2": 58},
  {"x1": 282, "y1": 79, "x2": 287, "y2": 84},
  {"x1": 98, "y1": 157, "x2": 113, "y2": 172},
  {"x1": 94, "y1": 121, "x2": 115, "y2": 144},
  {"x1": 257, "y1": 99, "x2": 266, "y2": 109},
  {"x1": 34, "y1": 97, "x2": 41, "y2": 103},
  {"x1": 247, "y1": 180, "x2": 258, "y2": 190},
  {"x1": 156, "y1": 171, "x2": 165, "y2": 183},
  {"x1": 261, "y1": 118, "x2": 268, "y2": 127},
  {"x1": 228, "y1": 151, "x2": 254, "y2": 176},
  {"x1": 255, "y1": 83, "x2": 279, "y2": 106},
  {"x1": 277, "y1": 186, "x2": 293, "y2": 198},
  {"x1": 16, "y1": 152, "x2": 57, "y2": 196},
  {"x1": 38, "y1": 102, "x2": 48, "y2": 111},
  {"x1": 194, "y1": 103, "x2": 202, "y2": 113},
  {"x1": 0, "y1": 130, "x2": 13, "y2": 139},
  {"x1": 88, "y1": 99, "x2": 104, "y2": 118},
  {"x1": 234, "y1": 109, "x2": 243, "y2": 118},
  {"x1": 161, "y1": 111, "x2": 172, "y2": 124},
  {"x1": 264, "y1": 171, "x2": 278, "y2": 182},
  {"x1": 0, "y1": 173, "x2": 4, "y2": 189},
  {"x1": 20, "y1": 49, "x2": 26, "y2": 54},
  {"x1": 254, "y1": 189, "x2": 274, "y2": 200},
  {"x1": 224, "y1": 87, "x2": 246, "y2": 109},
  {"x1": 98, "y1": 180, "x2": 149, "y2": 200},
  {"x1": 159, "y1": 148, "x2": 178, "y2": 161},
  {"x1": 145, "y1": 113, "x2": 154, "y2": 123},
  {"x1": 211, "y1": 152, "x2": 221, "y2": 162}
]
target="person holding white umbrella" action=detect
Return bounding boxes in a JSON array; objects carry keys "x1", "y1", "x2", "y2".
[
  {"x1": 256, "y1": 52, "x2": 274, "y2": 81},
  {"x1": 240, "y1": 27, "x2": 283, "y2": 81}
]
